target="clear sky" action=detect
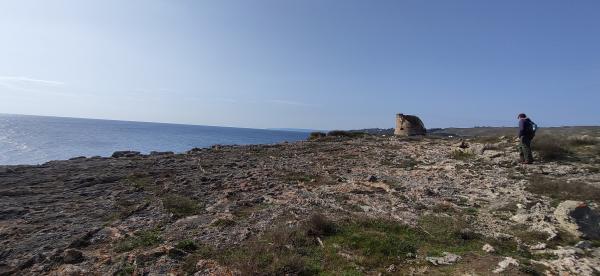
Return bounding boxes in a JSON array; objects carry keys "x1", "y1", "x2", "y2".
[{"x1": 0, "y1": 0, "x2": 598, "y2": 129}]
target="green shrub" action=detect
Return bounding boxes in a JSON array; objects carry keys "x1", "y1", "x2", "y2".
[
  {"x1": 417, "y1": 215, "x2": 481, "y2": 254},
  {"x1": 115, "y1": 229, "x2": 162, "y2": 252},
  {"x1": 449, "y1": 149, "x2": 475, "y2": 160},
  {"x1": 190, "y1": 214, "x2": 483, "y2": 275},
  {"x1": 126, "y1": 174, "x2": 152, "y2": 190},
  {"x1": 115, "y1": 261, "x2": 135, "y2": 276},
  {"x1": 533, "y1": 135, "x2": 571, "y2": 161},
  {"x1": 161, "y1": 195, "x2": 200, "y2": 219},
  {"x1": 227, "y1": 224, "x2": 321, "y2": 275},
  {"x1": 308, "y1": 132, "x2": 326, "y2": 140},
  {"x1": 307, "y1": 213, "x2": 337, "y2": 236},
  {"x1": 330, "y1": 220, "x2": 418, "y2": 267},
  {"x1": 176, "y1": 239, "x2": 199, "y2": 252},
  {"x1": 327, "y1": 130, "x2": 365, "y2": 138}
]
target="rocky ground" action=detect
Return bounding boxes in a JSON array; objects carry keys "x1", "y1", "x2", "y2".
[{"x1": 1, "y1": 134, "x2": 599, "y2": 275}]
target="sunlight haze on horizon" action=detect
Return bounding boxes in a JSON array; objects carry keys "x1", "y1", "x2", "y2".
[{"x1": 1, "y1": 0, "x2": 599, "y2": 129}]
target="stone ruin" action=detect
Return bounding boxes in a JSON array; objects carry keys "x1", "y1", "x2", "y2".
[{"x1": 394, "y1": 113, "x2": 426, "y2": 136}]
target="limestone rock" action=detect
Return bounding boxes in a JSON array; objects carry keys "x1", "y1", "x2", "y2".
[
  {"x1": 554, "y1": 201, "x2": 585, "y2": 238},
  {"x1": 493, "y1": 257, "x2": 518, "y2": 273},
  {"x1": 482, "y1": 244, "x2": 495, "y2": 253},
  {"x1": 426, "y1": 252, "x2": 461, "y2": 265},
  {"x1": 51, "y1": 264, "x2": 88, "y2": 276},
  {"x1": 529, "y1": 243, "x2": 546, "y2": 250}
]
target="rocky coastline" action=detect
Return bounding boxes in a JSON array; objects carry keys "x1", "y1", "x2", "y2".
[{"x1": 1, "y1": 134, "x2": 599, "y2": 275}]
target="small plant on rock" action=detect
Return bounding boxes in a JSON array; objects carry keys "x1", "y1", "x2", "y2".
[
  {"x1": 161, "y1": 194, "x2": 200, "y2": 219},
  {"x1": 115, "y1": 229, "x2": 162, "y2": 252},
  {"x1": 449, "y1": 149, "x2": 475, "y2": 160},
  {"x1": 176, "y1": 239, "x2": 198, "y2": 252}
]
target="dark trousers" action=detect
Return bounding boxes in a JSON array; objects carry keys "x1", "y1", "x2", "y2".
[{"x1": 519, "y1": 136, "x2": 534, "y2": 163}]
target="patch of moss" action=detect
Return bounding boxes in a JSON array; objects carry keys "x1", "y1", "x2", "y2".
[
  {"x1": 182, "y1": 243, "x2": 218, "y2": 274},
  {"x1": 283, "y1": 172, "x2": 315, "y2": 183},
  {"x1": 176, "y1": 239, "x2": 199, "y2": 252},
  {"x1": 114, "y1": 261, "x2": 135, "y2": 276},
  {"x1": 449, "y1": 149, "x2": 475, "y2": 160},
  {"x1": 126, "y1": 175, "x2": 152, "y2": 190},
  {"x1": 161, "y1": 194, "x2": 200, "y2": 219},
  {"x1": 211, "y1": 218, "x2": 236, "y2": 228},
  {"x1": 232, "y1": 203, "x2": 271, "y2": 219},
  {"x1": 114, "y1": 229, "x2": 162, "y2": 252},
  {"x1": 325, "y1": 219, "x2": 419, "y2": 269}
]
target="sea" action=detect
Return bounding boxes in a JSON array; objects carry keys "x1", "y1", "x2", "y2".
[{"x1": 0, "y1": 114, "x2": 309, "y2": 165}]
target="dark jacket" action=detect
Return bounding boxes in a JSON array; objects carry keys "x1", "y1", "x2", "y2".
[{"x1": 519, "y1": 118, "x2": 534, "y2": 138}]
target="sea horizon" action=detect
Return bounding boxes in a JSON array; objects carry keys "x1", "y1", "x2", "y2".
[{"x1": 0, "y1": 113, "x2": 309, "y2": 166}]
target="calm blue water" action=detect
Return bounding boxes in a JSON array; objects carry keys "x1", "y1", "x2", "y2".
[{"x1": 0, "y1": 114, "x2": 308, "y2": 165}]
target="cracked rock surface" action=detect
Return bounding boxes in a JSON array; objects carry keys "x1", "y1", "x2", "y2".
[{"x1": 1, "y1": 135, "x2": 599, "y2": 275}]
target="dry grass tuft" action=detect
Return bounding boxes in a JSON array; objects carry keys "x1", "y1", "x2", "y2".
[
  {"x1": 533, "y1": 135, "x2": 571, "y2": 161},
  {"x1": 526, "y1": 174, "x2": 600, "y2": 202}
]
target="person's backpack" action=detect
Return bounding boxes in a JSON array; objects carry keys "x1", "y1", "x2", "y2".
[{"x1": 529, "y1": 119, "x2": 538, "y2": 137}]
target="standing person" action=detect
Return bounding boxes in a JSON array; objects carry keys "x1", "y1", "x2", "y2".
[{"x1": 517, "y1": 113, "x2": 537, "y2": 164}]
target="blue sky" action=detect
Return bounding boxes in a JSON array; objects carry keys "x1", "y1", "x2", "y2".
[{"x1": 0, "y1": 0, "x2": 598, "y2": 129}]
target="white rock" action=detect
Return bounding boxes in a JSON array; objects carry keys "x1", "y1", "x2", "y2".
[
  {"x1": 493, "y1": 257, "x2": 519, "y2": 273},
  {"x1": 529, "y1": 243, "x2": 547, "y2": 250},
  {"x1": 482, "y1": 243, "x2": 495, "y2": 253},
  {"x1": 554, "y1": 200, "x2": 584, "y2": 238},
  {"x1": 426, "y1": 252, "x2": 461, "y2": 265}
]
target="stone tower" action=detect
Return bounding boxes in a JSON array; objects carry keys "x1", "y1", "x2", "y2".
[{"x1": 394, "y1": 114, "x2": 426, "y2": 136}]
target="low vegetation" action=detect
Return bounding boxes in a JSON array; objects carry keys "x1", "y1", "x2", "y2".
[
  {"x1": 526, "y1": 174, "x2": 600, "y2": 202},
  {"x1": 308, "y1": 132, "x2": 326, "y2": 140},
  {"x1": 533, "y1": 135, "x2": 572, "y2": 161},
  {"x1": 326, "y1": 130, "x2": 366, "y2": 138},
  {"x1": 567, "y1": 135, "x2": 598, "y2": 146},
  {"x1": 161, "y1": 194, "x2": 201, "y2": 219},
  {"x1": 114, "y1": 229, "x2": 162, "y2": 252},
  {"x1": 175, "y1": 239, "x2": 199, "y2": 252},
  {"x1": 449, "y1": 149, "x2": 475, "y2": 160},
  {"x1": 126, "y1": 174, "x2": 152, "y2": 190},
  {"x1": 180, "y1": 213, "x2": 487, "y2": 275},
  {"x1": 380, "y1": 156, "x2": 419, "y2": 169},
  {"x1": 211, "y1": 218, "x2": 236, "y2": 227}
]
